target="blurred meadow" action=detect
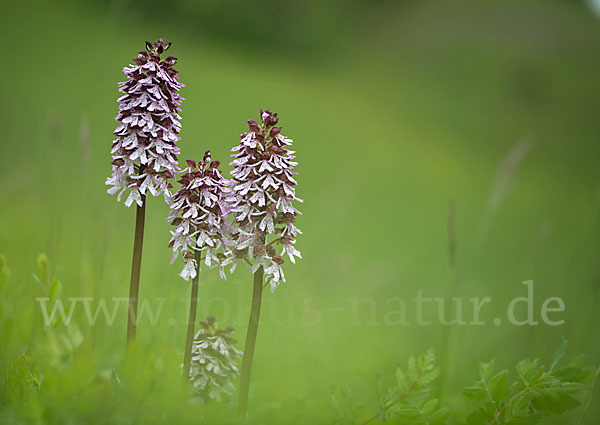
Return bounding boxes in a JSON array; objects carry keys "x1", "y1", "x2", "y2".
[{"x1": 1, "y1": 0, "x2": 600, "y2": 423}]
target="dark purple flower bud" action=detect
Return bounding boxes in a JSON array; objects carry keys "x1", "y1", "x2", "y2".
[
  {"x1": 248, "y1": 120, "x2": 260, "y2": 133},
  {"x1": 269, "y1": 126, "x2": 282, "y2": 138},
  {"x1": 186, "y1": 159, "x2": 197, "y2": 169},
  {"x1": 203, "y1": 150, "x2": 211, "y2": 163}
]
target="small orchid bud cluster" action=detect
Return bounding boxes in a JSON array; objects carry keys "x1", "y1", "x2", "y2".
[
  {"x1": 168, "y1": 151, "x2": 232, "y2": 281},
  {"x1": 225, "y1": 110, "x2": 302, "y2": 291},
  {"x1": 187, "y1": 316, "x2": 242, "y2": 404},
  {"x1": 106, "y1": 39, "x2": 184, "y2": 207}
]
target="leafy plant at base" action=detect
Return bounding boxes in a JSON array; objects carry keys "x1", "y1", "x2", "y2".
[
  {"x1": 334, "y1": 350, "x2": 449, "y2": 425},
  {"x1": 373, "y1": 350, "x2": 449, "y2": 425},
  {"x1": 331, "y1": 383, "x2": 361, "y2": 425},
  {"x1": 463, "y1": 337, "x2": 595, "y2": 424},
  {"x1": 33, "y1": 254, "x2": 83, "y2": 366}
]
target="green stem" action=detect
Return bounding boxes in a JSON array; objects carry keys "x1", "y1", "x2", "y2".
[
  {"x1": 238, "y1": 266, "x2": 265, "y2": 415},
  {"x1": 183, "y1": 251, "x2": 202, "y2": 379},
  {"x1": 126, "y1": 194, "x2": 146, "y2": 343}
]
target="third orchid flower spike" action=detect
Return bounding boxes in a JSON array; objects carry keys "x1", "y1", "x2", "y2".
[
  {"x1": 225, "y1": 109, "x2": 302, "y2": 292},
  {"x1": 186, "y1": 316, "x2": 242, "y2": 404},
  {"x1": 106, "y1": 38, "x2": 184, "y2": 207},
  {"x1": 168, "y1": 151, "x2": 232, "y2": 280}
]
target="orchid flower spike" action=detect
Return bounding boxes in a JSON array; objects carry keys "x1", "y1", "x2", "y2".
[
  {"x1": 106, "y1": 38, "x2": 184, "y2": 207},
  {"x1": 168, "y1": 151, "x2": 232, "y2": 280},
  {"x1": 225, "y1": 110, "x2": 302, "y2": 292}
]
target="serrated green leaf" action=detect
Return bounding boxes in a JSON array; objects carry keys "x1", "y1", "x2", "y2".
[
  {"x1": 421, "y1": 398, "x2": 439, "y2": 414},
  {"x1": 549, "y1": 335, "x2": 568, "y2": 372},
  {"x1": 489, "y1": 369, "x2": 508, "y2": 400},
  {"x1": 516, "y1": 358, "x2": 540, "y2": 382},
  {"x1": 552, "y1": 366, "x2": 594, "y2": 384},
  {"x1": 396, "y1": 366, "x2": 408, "y2": 391},
  {"x1": 531, "y1": 388, "x2": 580, "y2": 415},
  {"x1": 463, "y1": 385, "x2": 487, "y2": 400},
  {"x1": 478, "y1": 360, "x2": 494, "y2": 381},
  {"x1": 408, "y1": 354, "x2": 418, "y2": 381}
]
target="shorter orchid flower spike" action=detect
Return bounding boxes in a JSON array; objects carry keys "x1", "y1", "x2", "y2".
[
  {"x1": 168, "y1": 152, "x2": 232, "y2": 280},
  {"x1": 185, "y1": 316, "x2": 242, "y2": 404}
]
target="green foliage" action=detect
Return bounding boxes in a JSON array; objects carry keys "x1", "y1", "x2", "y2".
[
  {"x1": 463, "y1": 339, "x2": 595, "y2": 425},
  {"x1": 33, "y1": 253, "x2": 62, "y2": 308},
  {"x1": 331, "y1": 383, "x2": 360, "y2": 425},
  {"x1": 377, "y1": 350, "x2": 449, "y2": 424},
  {"x1": 332, "y1": 350, "x2": 449, "y2": 425},
  {"x1": 331, "y1": 342, "x2": 596, "y2": 425},
  {"x1": 1, "y1": 351, "x2": 40, "y2": 408}
]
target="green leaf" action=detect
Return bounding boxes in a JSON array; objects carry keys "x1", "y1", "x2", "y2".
[
  {"x1": 421, "y1": 398, "x2": 439, "y2": 414},
  {"x1": 463, "y1": 385, "x2": 487, "y2": 401},
  {"x1": 49, "y1": 279, "x2": 62, "y2": 301},
  {"x1": 478, "y1": 360, "x2": 495, "y2": 382},
  {"x1": 549, "y1": 335, "x2": 568, "y2": 372},
  {"x1": 516, "y1": 358, "x2": 540, "y2": 383},
  {"x1": 532, "y1": 388, "x2": 580, "y2": 415},
  {"x1": 36, "y1": 253, "x2": 51, "y2": 285},
  {"x1": 552, "y1": 366, "x2": 594, "y2": 384},
  {"x1": 489, "y1": 370, "x2": 508, "y2": 401},
  {"x1": 331, "y1": 383, "x2": 360, "y2": 425}
]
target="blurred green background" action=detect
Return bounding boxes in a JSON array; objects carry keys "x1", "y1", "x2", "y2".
[{"x1": 1, "y1": 0, "x2": 600, "y2": 423}]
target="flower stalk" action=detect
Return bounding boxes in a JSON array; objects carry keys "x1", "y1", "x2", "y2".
[
  {"x1": 126, "y1": 190, "x2": 146, "y2": 341},
  {"x1": 182, "y1": 250, "x2": 202, "y2": 377},
  {"x1": 238, "y1": 266, "x2": 264, "y2": 414}
]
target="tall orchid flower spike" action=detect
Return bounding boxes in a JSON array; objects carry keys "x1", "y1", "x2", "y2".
[
  {"x1": 227, "y1": 110, "x2": 302, "y2": 414},
  {"x1": 106, "y1": 38, "x2": 184, "y2": 206},
  {"x1": 106, "y1": 39, "x2": 184, "y2": 343},
  {"x1": 168, "y1": 151, "x2": 232, "y2": 377}
]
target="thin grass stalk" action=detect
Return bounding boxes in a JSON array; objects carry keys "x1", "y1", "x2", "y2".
[
  {"x1": 183, "y1": 251, "x2": 202, "y2": 378},
  {"x1": 439, "y1": 199, "x2": 457, "y2": 400},
  {"x1": 238, "y1": 266, "x2": 265, "y2": 415}
]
